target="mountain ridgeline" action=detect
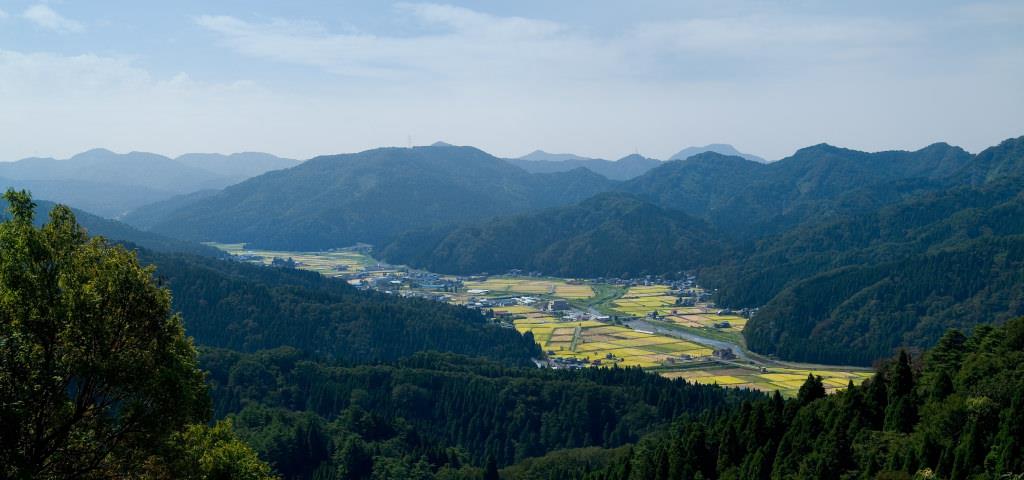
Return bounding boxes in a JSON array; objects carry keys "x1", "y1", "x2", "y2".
[
  {"x1": 0, "y1": 149, "x2": 296, "y2": 217},
  {"x1": 507, "y1": 153, "x2": 663, "y2": 180},
  {"x1": 142, "y1": 145, "x2": 615, "y2": 249}
]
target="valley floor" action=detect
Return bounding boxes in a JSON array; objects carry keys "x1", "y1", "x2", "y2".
[{"x1": 207, "y1": 242, "x2": 871, "y2": 396}]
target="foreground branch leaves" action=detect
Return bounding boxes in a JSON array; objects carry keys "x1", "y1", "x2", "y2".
[{"x1": 0, "y1": 189, "x2": 273, "y2": 479}]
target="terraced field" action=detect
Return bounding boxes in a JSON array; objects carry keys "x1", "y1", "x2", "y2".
[{"x1": 464, "y1": 277, "x2": 594, "y2": 299}]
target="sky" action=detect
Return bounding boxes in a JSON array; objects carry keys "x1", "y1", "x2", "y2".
[{"x1": 1, "y1": 1, "x2": 1022, "y2": 161}]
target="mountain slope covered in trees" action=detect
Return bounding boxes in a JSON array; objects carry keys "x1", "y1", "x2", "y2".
[
  {"x1": 144, "y1": 145, "x2": 615, "y2": 249},
  {"x1": 383, "y1": 192, "x2": 728, "y2": 277},
  {"x1": 621, "y1": 142, "x2": 972, "y2": 235},
  {"x1": 138, "y1": 250, "x2": 541, "y2": 365},
  {"x1": 702, "y1": 137, "x2": 1024, "y2": 364}
]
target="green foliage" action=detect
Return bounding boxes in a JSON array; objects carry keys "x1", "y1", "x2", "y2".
[
  {"x1": 584, "y1": 318, "x2": 1024, "y2": 480},
  {"x1": 151, "y1": 420, "x2": 277, "y2": 480},
  {"x1": 201, "y1": 349, "x2": 760, "y2": 479},
  {"x1": 0, "y1": 190, "x2": 229, "y2": 478},
  {"x1": 138, "y1": 250, "x2": 541, "y2": 365},
  {"x1": 383, "y1": 193, "x2": 726, "y2": 277}
]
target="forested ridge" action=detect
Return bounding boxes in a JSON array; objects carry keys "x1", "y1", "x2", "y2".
[
  {"x1": 138, "y1": 250, "x2": 541, "y2": 366},
  {"x1": 200, "y1": 349, "x2": 761, "y2": 479},
  {"x1": 141, "y1": 145, "x2": 614, "y2": 250}
]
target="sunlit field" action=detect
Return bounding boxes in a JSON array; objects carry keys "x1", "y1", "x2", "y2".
[{"x1": 464, "y1": 276, "x2": 594, "y2": 299}]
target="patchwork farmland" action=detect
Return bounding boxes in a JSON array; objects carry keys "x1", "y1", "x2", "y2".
[
  {"x1": 500, "y1": 304, "x2": 712, "y2": 368},
  {"x1": 209, "y1": 243, "x2": 871, "y2": 396}
]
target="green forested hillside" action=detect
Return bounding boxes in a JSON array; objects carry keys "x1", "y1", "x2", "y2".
[
  {"x1": 143, "y1": 145, "x2": 615, "y2": 249},
  {"x1": 139, "y1": 250, "x2": 541, "y2": 365},
  {"x1": 702, "y1": 138, "x2": 1024, "y2": 364},
  {"x1": 200, "y1": 350, "x2": 761, "y2": 479},
  {"x1": 621, "y1": 142, "x2": 971, "y2": 235},
  {"x1": 382, "y1": 193, "x2": 727, "y2": 277},
  {"x1": 581, "y1": 317, "x2": 1024, "y2": 480}
]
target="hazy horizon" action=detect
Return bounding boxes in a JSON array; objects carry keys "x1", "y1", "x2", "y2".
[{"x1": 2, "y1": 1, "x2": 1022, "y2": 161}]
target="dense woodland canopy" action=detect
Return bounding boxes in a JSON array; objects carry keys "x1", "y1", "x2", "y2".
[
  {"x1": 382, "y1": 193, "x2": 727, "y2": 278},
  {"x1": 140, "y1": 250, "x2": 541, "y2": 365},
  {"x1": 201, "y1": 349, "x2": 761, "y2": 479},
  {"x1": 580, "y1": 317, "x2": 1024, "y2": 480}
]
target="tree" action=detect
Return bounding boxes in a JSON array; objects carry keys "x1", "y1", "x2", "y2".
[
  {"x1": 483, "y1": 455, "x2": 500, "y2": 480},
  {"x1": 149, "y1": 420, "x2": 276, "y2": 480},
  {"x1": 0, "y1": 190, "x2": 269, "y2": 479},
  {"x1": 797, "y1": 374, "x2": 826, "y2": 406}
]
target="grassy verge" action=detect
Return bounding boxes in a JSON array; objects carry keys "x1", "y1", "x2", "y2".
[{"x1": 573, "y1": 283, "x2": 627, "y2": 315}]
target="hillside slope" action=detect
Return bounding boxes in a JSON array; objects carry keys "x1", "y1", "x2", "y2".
[
  {"x1": 147, "y1": 145, "x2": 616, "y2": 249},
  {"x1": 383, "y1": 192, "x2": 727, "y2": 277},
  {"x1": 706, "y1": 137, "x2": 1024, "y2": 364},
  {"x1": 622, "y1": 142, "x2": 973, "y2": 235}
]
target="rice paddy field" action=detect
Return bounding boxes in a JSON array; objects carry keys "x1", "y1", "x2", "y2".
[
  {"x1": 664, "y1": 313, "x2": 748, "y2": 335},
  {"x1": 464, "y1": 277, "x2": 594, "y2": 299},
  {"x1": 207, "y1": 243, "x2": 383, "y2": 278},
  {"x1": 499, "y1": 305, "x2": 713, "y2": 368},
  {"x1": 611, "y1": 285, "x2": 680, "y2": 316},
  {"x1": 661, "y1": 367, "x2": 875, "y2": 397}
]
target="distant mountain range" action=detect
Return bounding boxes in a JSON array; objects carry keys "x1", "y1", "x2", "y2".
[
  {"x1": 669, "y1": 143, "x2": 766, "y2": 163},
  {"x1": 137, "y1": 144, "x2": 615, "y2": 250},
  {"x1": 507, "y1": 153, "x2": 661, "y2": 181},
  {"x1": 506, "y1": 143, "x2": 765, "y2": 180},
  {"x1": 517, "y1": 150, "x2": 599, "y2": 162},
  {"x1": 0, "y1": 149, "x2": 297, "y2": 217}
]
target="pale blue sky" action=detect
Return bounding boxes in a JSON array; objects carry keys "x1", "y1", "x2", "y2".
[{"x1": 1, "y1": 1, "x2": 1022, "y2": 161}]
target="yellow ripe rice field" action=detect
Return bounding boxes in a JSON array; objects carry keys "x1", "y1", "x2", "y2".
[
  {"x1": 207, "y1": 243, "x2": 379, "y2": 278},
  {"x1": 665, "y1": 314, "x2": 748, "y2": 333},
  {"x1": 662, "y1": 367, "x2": 873, "y2": 397},
  {"x1": 464, "y1": 277, "x2": 594, "y2": 299},
  {"x1": 510, "y1": 305, "x2": 714, "y2": 368}
]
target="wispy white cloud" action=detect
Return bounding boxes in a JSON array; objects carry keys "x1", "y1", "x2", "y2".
[
  {"x1": 22, "y1": 4, "x2": 84, "y2": 33},
  {"x1": 0, "y1": 8, "x2": 9, "y2": 20},
  {"x1": 195, "y1": 4, "x2": 930, "y2": 87},
  {"x1": 194, "y1": 5, "x2": 614, "y2": 83}
]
